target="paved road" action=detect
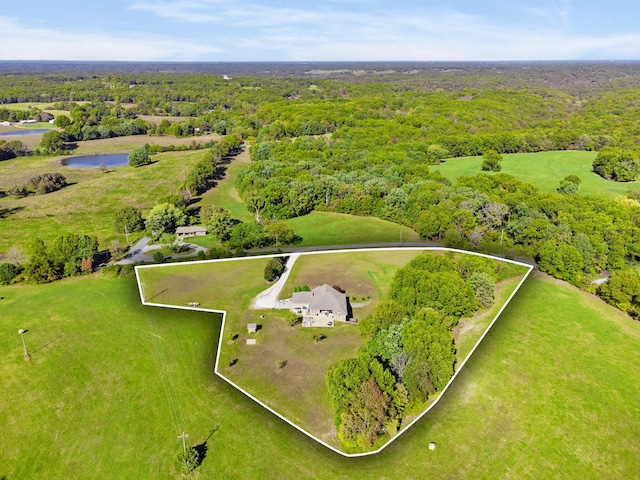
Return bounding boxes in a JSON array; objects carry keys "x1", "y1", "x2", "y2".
[
  {"x1": 249, "y1": 241, "x2": 537, "y2": 267},
  {"x1": 117, "y1": 237, "x2": 153, "y2": 264},
  {"x1": 116, "y1": 236, "x2": 208, "y2": 265},
  {"x1": 116, "y1": 238, "x2": 537, "y2": 268}
]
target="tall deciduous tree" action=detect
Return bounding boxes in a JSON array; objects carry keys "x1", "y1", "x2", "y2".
[
  {"x1": 338, "y1": 377, "x2": 396, "y2": 450},
  {"x1": 114, "y1": 206, "x2": 144, "y2": 233},
  {"x1": 200, "y1": 205, "x2": 236, "y2": 241},
  {"x1": 145, "y1": 203, "x2": 186, "y2": 236},
  {"x1": 481, "y1": 149, "x2": 503, "y2": 171},
  {"x1": 40, "y1": 130, "x2": 66, "y2": 153}
]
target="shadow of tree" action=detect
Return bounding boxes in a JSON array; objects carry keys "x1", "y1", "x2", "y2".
[
  {"x1": 191, "y1": 426, "x2": 220, "y2": 469},
  {"x1": 0, "y1": 206, "x2": 25, "y2": 218}
]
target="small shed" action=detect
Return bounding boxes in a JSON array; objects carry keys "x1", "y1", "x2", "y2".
[{"x1": 247, "y1": 323, "x2": 257, "y2": 334}]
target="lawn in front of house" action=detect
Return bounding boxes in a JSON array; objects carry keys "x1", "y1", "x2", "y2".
[{"x1": 138, "y1": 249, "x2": 531, "y2": 453}]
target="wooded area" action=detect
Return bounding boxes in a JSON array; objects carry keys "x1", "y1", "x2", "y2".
[
  {"x1": 326, "y1": 253, "x2": 521, "y2": 452},
  {"x1": 1, "y1": 63, "x2": 639, "y2": 316}
]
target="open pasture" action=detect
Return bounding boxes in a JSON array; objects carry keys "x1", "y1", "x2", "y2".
[
  {"x1": 0, "y1": 148, "x2": 212, "y2": 253},
  {"x1": 431, "y1": 150, "x2": 636, "y2": 198},
  {"x1": 0, "y1": 266, "x2": 638, "y2": 478},
  {"x1": 138, "y1": 250, "x2": 531, "y2": 453},
  {"x1": 284, "y1": 212, "x2": 420, "y2": 247}
]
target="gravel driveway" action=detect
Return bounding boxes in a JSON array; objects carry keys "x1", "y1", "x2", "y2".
[{"x1": 250, "y1": 254, "x2": 299, "y2": 309}]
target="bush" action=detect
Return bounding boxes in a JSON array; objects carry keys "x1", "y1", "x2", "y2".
[
  {"x1": 23, "y1": 173, "x2": 67, "y2": 195},
  {"x1": 128, "y1": 147, "x2": 151, "y2": 167},
  {"x1": 264, "y1": 256, "x2": 287, "y2": 281},
  {"x1": 481, "y1": 149, "x2": 502, "y2": 172},
  {"x1": 312, "y1": 332, "x2": 326, "y2": 343},
  {"x1": 0, "y1": 263, "x2": 21, "y2": 285},
  {"x1": 175, "y1": 447, "x2": 198, "y2": 475},
  {"x1": 152, "y1": 250, "x2": 165, "y2": 263}
]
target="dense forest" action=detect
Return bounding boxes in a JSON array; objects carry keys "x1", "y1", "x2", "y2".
[
  {"x1": 326, "y1": 253, "x2": 519, "y2": 451},
  {"x1": 1, "y1": 63, "x2": 639, "y2": 318}
]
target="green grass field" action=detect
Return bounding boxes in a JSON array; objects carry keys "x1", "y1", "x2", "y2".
[
  {"x1": 285, "y1": 212, "x2": 420, "y2": 246},
  {"x1": 0, "y1": 141, "x2": 419, "y2": 258},
  {"x1": 431, "y1": 151, "x2": 638, "y2": 198},
  {"x1": 1, "y1": 268, "x2": 638, "y2": 478},
  {"x1": 138, "y1": 250, "x2": 529, "y2": 452},
  {"x1": 199, "y1": 148, "x2": 254, "y2": 222},
  {"x1": 0, "y1": 148, "x2": 212, "y2": 254}
]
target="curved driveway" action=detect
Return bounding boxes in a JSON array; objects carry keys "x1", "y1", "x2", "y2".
[{"x1": 250, "y1": 254, "x2": 300, "y2": 309}]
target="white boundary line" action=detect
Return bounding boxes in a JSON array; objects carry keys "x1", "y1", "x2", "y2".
[{"x1": 135, "y1": 247, "x2": 533, "y2": 458}]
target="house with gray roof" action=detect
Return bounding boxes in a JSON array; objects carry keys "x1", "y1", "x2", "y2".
[
  {"x1": 290, "y1": 284, "x2": 349, "y2": 327},
  {"x1": 175, "y1": 225, "x2": 207, "y2": 240}
]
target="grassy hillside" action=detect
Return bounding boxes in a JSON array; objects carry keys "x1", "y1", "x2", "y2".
[
  {"x1": 0, "y1": 269, "x2": 638, "y2": 479},
  {"x1": 0, "y1": 148, "x2": 212, "y2": 253},
  {"x1": 285, "y1": 212, "x2": 420, "y2": 246},
  {"x1": 431, "y1": 151, "x2": 637, "y2": 198}
]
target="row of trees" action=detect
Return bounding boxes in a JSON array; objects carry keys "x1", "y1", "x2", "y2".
[
  {"x1": 183, "y1": 135, "x2": 241, "y2": 195},
  {"x1": 326, "y1": 253, "x2": 514, "y2": 451},
  {"x1": 13, "y1": 235, "x2": 100, "y2": 283}
]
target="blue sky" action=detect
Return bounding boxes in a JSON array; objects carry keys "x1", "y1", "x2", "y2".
[{"x1": 0, "y1": 0, "x2": 639, "y2": 61}]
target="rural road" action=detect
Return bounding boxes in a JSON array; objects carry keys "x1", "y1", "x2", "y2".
[
  {"x1": 117, "y1": 237, "x2": 153, "y2": 264},
  {"x1": 116, "y1": 236, "x2": 208, "y2": 265}
]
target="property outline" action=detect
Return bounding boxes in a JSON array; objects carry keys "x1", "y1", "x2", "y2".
[{"x1": 135, "y1": 247, "x2": 534, "y2": 458}]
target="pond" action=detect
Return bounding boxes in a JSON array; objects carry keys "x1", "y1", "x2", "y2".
[
  {"x1": 63, "y1": 154, "x2": 129, "y2": 168},
  {"x1": 0, "y1": 129, "x2": 51, "y2": 137}
]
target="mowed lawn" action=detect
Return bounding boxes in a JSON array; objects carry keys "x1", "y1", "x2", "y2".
[
  {"x1": 138, "y1": 250, "x2": 531, "y2": 451},
  {"x1": 0, "y1": 269, "x2": 639, "y2": 478},
  {"x1": 431, "y1": 150, "x2": 637, "y2": 198},
  {"x1": 199, "y1": 148, "x2": 253, "y2": 222},
  {"x1": 218, "y1": 250, "x2": 423, "y2": 446},
  {"x1": 285, "y1": 212, "x2": 420, "y2": 247}
]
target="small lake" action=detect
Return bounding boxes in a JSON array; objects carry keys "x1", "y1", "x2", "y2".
[
  {"x1": 0, "y1": 129, "x2": 51, "y2": 137},
  {"x1": 63, "y1": 154, "x2": 129, "y2": 168}
]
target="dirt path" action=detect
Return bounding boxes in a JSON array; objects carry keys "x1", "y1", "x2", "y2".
[{"x1": 250, "y1": 254, "x2": 299, "y2": 309}]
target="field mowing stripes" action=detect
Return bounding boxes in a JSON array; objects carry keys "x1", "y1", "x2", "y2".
[{"x1": 145, "y1": 310, "x2": 187, "y2": 436}]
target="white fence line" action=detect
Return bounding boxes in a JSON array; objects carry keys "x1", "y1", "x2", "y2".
[{"x1": 135, "y1": 247, "x2": 534, "y2": 458}]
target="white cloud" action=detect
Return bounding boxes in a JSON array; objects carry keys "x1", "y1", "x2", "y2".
[
  {"x1": 222, "y1": 5, "x2": 640, "y2": 61},
  {"x1": 2, "y1": 1, "x2": 640, "y2": 61},
  {"x1": 130, "y1": 1, "x2": 220, "y2": 23},
  {"x1": 0, "y1": 16, "x2": 222, "y2": 61}
]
